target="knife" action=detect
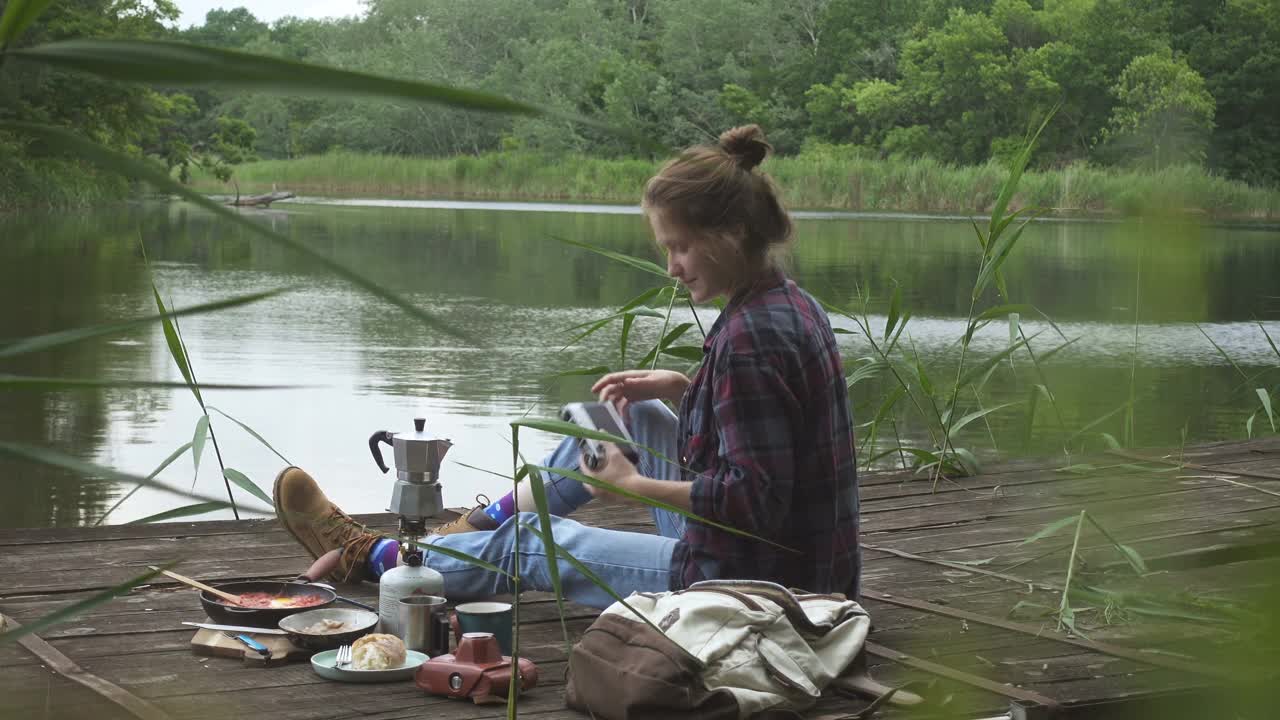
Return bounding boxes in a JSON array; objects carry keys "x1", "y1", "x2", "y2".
[
  {"x1": 223, "y1": 632, "x2": 272, "y2": 657},
  {"x1": 182, "y1": 621, "x2": 288, "y2": 635}
]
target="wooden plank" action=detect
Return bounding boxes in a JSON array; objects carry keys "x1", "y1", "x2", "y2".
[
  {"x1": 0, "y1": 665, "x2": 139, "y2": 720},
  {"x1": 869, "y1": 493, "x2": 1280, "y2": 557},
  {"x1": 1, "y1": 613, "x2": 172, "y2": 720},
  {"x1": 4, "y1": 437, "x2": 1277, "y2": 720}
]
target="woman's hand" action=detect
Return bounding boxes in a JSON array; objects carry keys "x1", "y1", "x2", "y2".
[
  {"x1": 580, "y1": 443, "x2": 640, "y2": 505},
  {"x1": 591, "y1": 369, "x2": 690, "y2": 414}
]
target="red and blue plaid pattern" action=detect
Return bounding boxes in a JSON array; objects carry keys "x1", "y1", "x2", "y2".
[{"x1": 671, "y1": 270, "x2": 861, "y2": 597}]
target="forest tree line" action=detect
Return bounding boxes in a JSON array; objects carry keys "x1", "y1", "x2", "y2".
[{"x1": 3, "y1": 0, "x2": 1279, "y2": 205}]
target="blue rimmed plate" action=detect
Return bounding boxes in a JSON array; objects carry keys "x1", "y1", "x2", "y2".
[{"x1": 311, "y1": 648, "x2": 427, "y2": 683}]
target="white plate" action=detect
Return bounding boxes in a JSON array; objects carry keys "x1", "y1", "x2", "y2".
[{"x1": 311, "y1": 649, "x2": 427, "y2": 683}]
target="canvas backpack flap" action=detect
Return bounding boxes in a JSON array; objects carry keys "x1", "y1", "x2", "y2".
[
  {"x1": 564, "y1": 612, "x2": 740, "y2": 720},
  {"x1": 687, "y1": 582, "x2": 873, "y2": 714},
  {"x1": 567, "y1": 584, "x2": 872, "y2": 720},
  {"x1": 602, "y1": 588, "x2": 778, "y2": 666},
  {"x1": 801, "y1": 597, "x2": 871, "y2": 681}
]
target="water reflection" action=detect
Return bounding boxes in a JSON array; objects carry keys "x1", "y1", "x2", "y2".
[{"x1": 0, "y1": 200, "x2": 1276, "y2": 528}]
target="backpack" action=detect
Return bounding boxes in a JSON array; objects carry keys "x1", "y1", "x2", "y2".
[{"x1": 565, "y1": 580, "x2": 871, "y2": 720}]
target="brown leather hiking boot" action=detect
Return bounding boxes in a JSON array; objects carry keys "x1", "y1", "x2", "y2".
[
  {"x1": 430, "y1": 494, "x2": 500, "y2": 536},
  {"x1": 273, "y1": 466, "x2": 383, "y2": 583}
]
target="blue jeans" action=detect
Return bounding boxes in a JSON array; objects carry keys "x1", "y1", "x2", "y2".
[{"x1": 423, "y1": 400, "x2": 685, "y2": 609}]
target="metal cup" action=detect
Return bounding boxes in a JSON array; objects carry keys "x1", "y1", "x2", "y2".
[{"x1": 397, "y1": 595, "x2": 447, "y2": 652}]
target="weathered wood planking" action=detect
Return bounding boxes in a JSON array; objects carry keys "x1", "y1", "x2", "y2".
[{"x1": 1, "y1": 436, "x2": 1277, "y2": 719}]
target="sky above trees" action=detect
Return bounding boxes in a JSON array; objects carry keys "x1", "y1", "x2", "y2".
[{"x1": 173, "y1": 0, "x2": 360, "y2": 27}]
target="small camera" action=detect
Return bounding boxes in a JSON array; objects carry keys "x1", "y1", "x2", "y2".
[
  {"x1": 416, "y1": 632, "x2": 537, "y2": 703},
  {"x1": 561, "y1": 402, "x2": 641, "y2": 471}
]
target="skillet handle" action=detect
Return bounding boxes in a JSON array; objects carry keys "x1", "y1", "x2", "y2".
[
  {"x1": 332, "y1": 596, "x2": 377, "y2": 612},
  {"x1": 297, "y1": 548, "x2": 342, "y2": 583}
]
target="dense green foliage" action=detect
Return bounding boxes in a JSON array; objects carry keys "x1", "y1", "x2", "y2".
[
  {"x1": 4, "y1": 0, "x2": 1280, "y2": 210},
  {"x1": 173, "y1": 0, "x2": 1280, "y2": 186},
  {"x1": 197, "y1": 150, "x2": 1280, "y2": 219},
  {"x1": 0, "y1": 0, "x2": 256, "y2": 208}
]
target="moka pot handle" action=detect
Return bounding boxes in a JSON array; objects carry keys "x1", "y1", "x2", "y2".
[{"x1": 369, "y1": 430, "x2": 395, "y2": 473}]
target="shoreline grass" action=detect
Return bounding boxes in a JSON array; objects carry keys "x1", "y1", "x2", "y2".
[
  {"x1": 0, "y1": 157, "x2": 131, "y2": 212},
  {"x1": 188, "y1": 150, "x2": 1280, "y2": 221}
]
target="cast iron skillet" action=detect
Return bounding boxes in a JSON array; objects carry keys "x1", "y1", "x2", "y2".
[
  {"x1": 199, "y1": 549, "x2": 372, "y2": 628},
  {"x1": 200, "y1": 581, "x2": 337, "y2": 628}
]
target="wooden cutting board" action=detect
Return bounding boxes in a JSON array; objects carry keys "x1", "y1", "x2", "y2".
[{"x1": 190, "y1": 627, "x2": 311, "y2": 666}]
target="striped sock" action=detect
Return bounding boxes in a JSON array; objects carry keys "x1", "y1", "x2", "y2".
[
  {"x1": 368, "y1": 537, "x2": 400, "y2": 580},
  {"x1": 482, "y1": 492, "x2": 517, "y2": 525}
]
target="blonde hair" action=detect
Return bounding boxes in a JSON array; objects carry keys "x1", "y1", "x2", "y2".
[{"x1": 643, "y1": 125, "x2": 794, "y2": 293}]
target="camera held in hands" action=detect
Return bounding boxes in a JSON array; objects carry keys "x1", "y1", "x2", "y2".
[{"x1": 561, "y1": 402, "x2": 641, "y2": 471}]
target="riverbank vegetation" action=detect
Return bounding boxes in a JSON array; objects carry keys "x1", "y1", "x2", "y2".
[
  {"x1": 6, "y1": 0, "x2": 1280, "y2": 214},
  {"x1": 194, "y1": 150, "x2": 1280, "y2": 219}
]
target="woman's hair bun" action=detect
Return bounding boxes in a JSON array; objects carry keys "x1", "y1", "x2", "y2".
[{"x1": 718, "y1": 125, "x2": 771, "y2": 171}]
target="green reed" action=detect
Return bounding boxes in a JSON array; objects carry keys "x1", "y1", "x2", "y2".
[{"x1": 191, "y1": 149, "x2": 1280, "y2": 220}]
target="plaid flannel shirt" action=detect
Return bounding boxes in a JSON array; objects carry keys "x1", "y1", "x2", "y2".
[{"x1": 670, "y1": 270, "x2": 861, "y2": 597}]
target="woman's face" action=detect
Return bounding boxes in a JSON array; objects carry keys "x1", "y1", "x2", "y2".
[{"x1": 648, "y1": 210, "x2": 734, "y2": 304}]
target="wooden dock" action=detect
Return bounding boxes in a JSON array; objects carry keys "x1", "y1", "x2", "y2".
[{"x1": 3, "y1": 437, "x2": 1279, "y2": 719}]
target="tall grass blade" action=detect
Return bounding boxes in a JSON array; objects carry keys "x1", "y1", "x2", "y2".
[
  {"x1": 528, "y1": 464, "x2": 796, "y2": 553},
  {"x1": 518, "y1": 522, "x2": 672, "y2": 639},
  {"x1": 565, "y1": 307, "x2": 664, "y2": 333},
  {"x1": 1084, "y1": 512, "x2": 1148, "y2": 575},
  {"x1": 1056, "y1": 510, "x2": 1086, "y2": 634},
  {"x1": 207, "y1": 406, "x2": 292, "y2": 465},
  {"x1": 191, "y1": 415, "x2": 209, "y2": 483},
  {"x1": 0, "y1": 288, "x2": 287, "y2": 359},
  {"x1": 1038, "y1": 336, "x2": 1081, "y2": 363},
  {"x1": 0, "y1": 563, "x2": 173, "y2": 644},
  {"x1": 864, "y1": 446, "x2": 941, "y2": 469},
  {"x1": 127, "y1": 501, "x2": 231, "y2": 524},
  {"x1": 648, "y1": 282, "x2": 681, "y2": 370},
  {"x1": 15, "y1": 39, "x2": 662, "y2": 152},
  {"x1": 635, "y1": 322, "x2": 693, "y2": 368},
  {"x1": 0, "y1": 122, "x2": 473, "y2": 342},
  {"x1": 1256, "y1": 389, "x2": 1276, "y2": 432},
  {"x1": 957, "y1": 333, "x2": 1036, "y2": 388},
  {"x1": 620, "y1": 314, "x2": 635, "y2": 367},
  {"x1": 1257, "y1": 322, "x2": 1280, "y2": 362},
  {"x1": 845, "y1": 357, "x2": 886, "y2": 388},
  {"x1": 953, "y1": 447, "x2": 983, "y2": 475},
  {"x1": 1021, "y1": 514, "x2": 1080, "y2": 545},
  {"x1": 513, "y1": 417, "x2": 660, "y2": 457},
  {"x1": 0, "y1": 375, "x2": 302, "y2": 391},
  {"x1": 94, "y1": 442, "x2": 194, "y2": 526},
  {"x1": 524, "y1": 466, "x2": 571, "y2": 654},
  {"x1": 17, "y1": 39, "x2": 542, "y2": 114},
  {"x1": 1022, "y1": 385, "x2": 1042, "y2": 450},
  {"x1": 965, "y1": 304, "x2": 1037, "y2": 344},
  {"x1": 946, "y1": 402, "x2": 1020, "y2": 440},
  {"x1": 549, "y1": 235, "x2": 668, "y2": 278},
  {"x1": 0, "y1": 0, "x2": 53, "y2": 47},
  {"x1": 0, "y1": 441, "x2": 244, "y2": 506},
  {"x1": 151, "y1": 285, "x2": 201, "y2": 404},
  {"x1": 1195, "y1": 323, "x2": 1250, "y2": 382},
  {"x1": 990, "y1": 106, "x2": 1057, "y2": 233},
  {"x1": 547, "y1": 366, "x2": 612, "y2": 380},
  {"x1": 563, "y1": 317, "x2": 615, "y2": 349},
  {"x1": 407, "y1": 541, "x2": 512, "y2": 577},
  {"x1": 973, "y1": 212, "x2": 1044, "y2": 300},
  {"x1": 508, "y1": 432, "x2": 523, "y2": 720},
  {"x1": 659, "y1": 346, "x2": 704, "y2": 362},
  {"x1": 222, "y1": 468, "x2": 272, "y2": 507},
  {"x1": 885, "y1": 283, "x2": 902, "y2": 341}
]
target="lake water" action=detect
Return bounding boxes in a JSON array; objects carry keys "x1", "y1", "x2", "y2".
[{"x1": 1, "y1": 199, "x2": 1277, "y2": 528}]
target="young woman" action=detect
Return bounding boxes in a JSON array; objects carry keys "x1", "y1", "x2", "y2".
[{"x1": 274, "y1": 125, "x2": 860, "y2": 608}]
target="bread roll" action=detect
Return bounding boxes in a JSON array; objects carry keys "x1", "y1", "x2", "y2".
[{"x1": 351, "y1": 633, "x2": 407, "y2": 670}]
